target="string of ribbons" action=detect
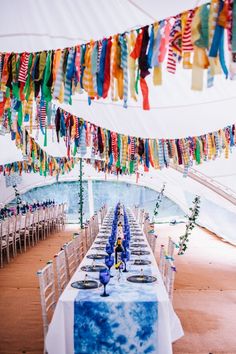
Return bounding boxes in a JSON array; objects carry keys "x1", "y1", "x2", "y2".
[{"x1": 0, "y1": 0, "x2": 235, "y2": 133}]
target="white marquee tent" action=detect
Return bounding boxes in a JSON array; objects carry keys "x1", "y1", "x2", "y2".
[{"x1": 1, "y1": 0, "x2": 236, "y2": 244}]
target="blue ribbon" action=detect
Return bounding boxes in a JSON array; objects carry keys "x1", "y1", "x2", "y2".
[
  {"x1": 147, "y1": 25, "x2": 154, "y2": 68},
  {"x1": 97, "y1": 39, "x2": 107, "y2": 97}
]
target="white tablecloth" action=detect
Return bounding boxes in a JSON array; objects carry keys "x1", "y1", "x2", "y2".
[{"x1": 46, "y1": 210, "x2": 183, "y2": 354}]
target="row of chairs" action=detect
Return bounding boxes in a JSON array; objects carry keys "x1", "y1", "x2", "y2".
[
  {"x1": 136, "y1": 208, "x2": 177, "y2": 302},
  {"x1": 99, "y1": 205, "x2": 107, "y2": 225},
  {"x1": 37, "y1": 206, "x2": 105, "y2": 350},
  {"x1": 0, "y1": 203, "x2": 66, "y2": 268}
]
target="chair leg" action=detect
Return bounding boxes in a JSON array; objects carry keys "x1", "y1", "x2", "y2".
[
  {"x1": 24, "y1": 233, "x2": 27, "y2": 252},
  {"x1": 0, "y1": 249, "x2": 3, "y2": 268},
  {"x1": 6, "y1": 245, "x2": 10, "y2": 263},
  {"x1": 18, "y1": 238, "x2": 22, "y2": 253}
]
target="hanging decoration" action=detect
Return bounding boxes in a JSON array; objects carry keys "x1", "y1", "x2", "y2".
[
  {"x1": 1, "y1": 103, "x2": 236, "y2": 177},
  {"x1": 178, "y1": 195, "x2": 201, "y2": 255},
  {"x1": 34, "y1": 106, "x2": 236, "y2": 174},
  {"x1": 0, "y1": 0, "x2": 235, "y2": 130},
  {"x1": 0, "y1": 128, "x2": 77, "y2": 177},
  {"x1": 153, "y1": 183, "x2": 166, "y2": 219}
]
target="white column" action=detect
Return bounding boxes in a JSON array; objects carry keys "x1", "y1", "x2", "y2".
[{"x1": 88, "y1": 179, "x2": 94, "y2": 218}]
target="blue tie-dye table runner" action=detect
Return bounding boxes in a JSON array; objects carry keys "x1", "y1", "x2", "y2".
[
  {"x1": 74, "y1": 299, "x2": 158, "y2": 354},
  {"x1": 74, "y1": 264, "x2": 159, "y2": 354}
]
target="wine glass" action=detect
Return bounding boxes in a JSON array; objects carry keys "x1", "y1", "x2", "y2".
[
  {"x1": 105, "y1": 255, "x2": 114, "y2": 277},
  {"x1": 106, "y1": 244, "x2": 113, "y2": 257},
  {"x1": 122, "y1": 239, "x2": 129, "y2": 250},
  {"x1": 121, "y1": 250, "x2": 130, "y2": 272},
  {"x1": 99, "y1": 269, "x2": 110, "y2": 297}
]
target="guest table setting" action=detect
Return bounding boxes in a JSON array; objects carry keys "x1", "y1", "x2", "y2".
[{"x1": 46, "y1": 204, "x2": 183, "y2": 354}]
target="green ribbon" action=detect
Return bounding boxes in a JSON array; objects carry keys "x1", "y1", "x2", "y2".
[
  {"x1": 195, "y1": 139, "x2": 201, "y2": 164},
  {"x1": 42, "y1": 52, "x2": 52, "y2": 102},
  {"x1": 195, "y1": 4, "x2": 209, "y2": 48},
  {"x1": 135, "y1": 69, "x2": 140, "y2": 94},
  {"x1": 129, "y1": 160, "x2": 134, "y2": 173},
  {"x1": 17, "y1": 102, "x2": 23, "y2": 126},
  {"x1": 116, "y1": 135, "x2": 121, "y2": 168}
]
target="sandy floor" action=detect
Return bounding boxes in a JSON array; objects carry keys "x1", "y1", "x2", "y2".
[
  {"x1": 0, "y1": 223, "x2": 235, "y2": 354},
  {"x1": 155, "y1": 223, "x2": 236, "y2": 354}
]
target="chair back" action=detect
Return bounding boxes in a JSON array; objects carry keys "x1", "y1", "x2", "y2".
[
  {"x1": 159, "y1": 245, "x2": 166, "y2": 280},
  {"x1": 138, "y1": 209, "x2": 145, "y2": 227},
  {"x1": 73, "y1": 234, "x2": 84, "y2": 266},
  {"x1": 15, "y1": 214, "x2": 22, "y2": 232},
  {"x1": 8, "y1": 216, "x2": 16, "y2": 235},
  {"x1": 37, "y1": 261, "x2": 56, "y2": 341},
  {"x1": 39, "y1": 208, "x2": 46, "y2": 222},
  {"x1": 44, "y1": 207, "x2": 50, "y2": 222},
  {"x1": 165, "y1": 259, "x2": 176, "y2": 301},
  {"x1": 64, "y1": 241, "x2": 77, "y2": 279},
  {"x1": 84, "y1": 223, "x2": 91, "y2": 249},
  {"x1": 54, "y1": 249, "x2": 68, "y2": 296},
  {"x1": 167, "y1": 236, "x2": 175, "y2": 260},
  {"x1": 0, "y1": 219, "x2": 9, "y2": 238},
  {"x1": 80, "y1": 228, "x2": 88, "y2": 253}
]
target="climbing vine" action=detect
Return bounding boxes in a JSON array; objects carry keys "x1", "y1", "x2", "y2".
[
  {"x1": 153, "y1": 183, "x2": 166, "y2": 218},
  {"x1": 13, "y1": 184, "x2": 22, "y2": 214},
  {"x1": 178, "y1": 195, "x2": 201, "y2": 255}
]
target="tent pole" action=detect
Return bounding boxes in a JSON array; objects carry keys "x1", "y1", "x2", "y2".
[{"x1": 78, "y1": 158, "x2": 84, "y2": 229}]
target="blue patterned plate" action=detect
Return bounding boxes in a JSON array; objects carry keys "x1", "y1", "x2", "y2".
[
  {"x1": 81, "y1": 265, "x2": 106, "y2": 272},
  {"x1": 71, "y1": 280, "x2": 101, "y2": 289},
  {"x1": 127, "y1": 275, "x2": 157, "y2": 284},
  {"x1": 130, "y1": 244, "x2": 148, "y2": 248},
  {"x1": 131, "y1": 250, "x2": 150, "y2": 256},
  {"x1": 87, "y1": 253, "x2": 107, "y2": 259},
  {"x1": 133, "y1": 259, "x2": 151, "y2": 266}
]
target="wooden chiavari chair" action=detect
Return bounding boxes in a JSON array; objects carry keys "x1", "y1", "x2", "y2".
[
  {"x1": 63, "y1": 241, "x2": 77, "y2": 279},
  {"x1": 37, "y1": 261, "x2": 57, "y2": 352},
  {"x1": 54, "y1": 249, "x2": 69, "y2": 296}
]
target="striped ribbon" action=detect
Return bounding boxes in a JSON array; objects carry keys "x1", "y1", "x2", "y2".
[
  {"x1": 64, "y1": 48, "x2": 75, "y2": 104},
  {"x1": 119, "y1": 35, "x2": 128, "y2": 108},
  {"x1": 158, "y1": 139, "x2": 165, "y2": 169},
  {"x1": 53, "y1": 52, "x2": 65, "y2": 100}
]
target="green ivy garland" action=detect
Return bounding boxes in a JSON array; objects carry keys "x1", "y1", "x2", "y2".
[
  {"x1": 153, "y1": 183, "x2": 166, "y2": 217},
  {"x1": 178, "y1": 195, "x2": 201, "y2": 255}
]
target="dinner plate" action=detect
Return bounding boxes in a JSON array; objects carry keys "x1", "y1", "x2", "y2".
[
  {"x1": 131, "y1": 250, "x2": 150, "y2": 256},
  {"x1": 94, "y1": 241, "x2": 107, "y2": 245},
  {"x1": 131, "y1": 238, "x2": 144, "y2": 242},
  {"x1": 133, "y1": 259, "x2": 151, "y2": 266},
  {"x1": 130, "y1": 244, "x2": 148, "y2": 248},
  {"x1": 71, "y1": 280, "x2": 101, "y2": 289},
  {"x1": 81, "y1": 264, "x2": 106, "y2": 272},
  {"x1": 127, "y1": 275, "x2": 157, "y2": 284},
  {"x1": 87, "y1": 253, "x2": 107, "y2": 259}
]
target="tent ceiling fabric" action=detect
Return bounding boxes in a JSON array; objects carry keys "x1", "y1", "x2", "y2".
[
  {"x1": 59, "y1": 75, "x2": 236, "y2": 138},
  {"x1": 0, "y1": 0, "x2": 208, "y2": 52},
  {"x1": 0, "y1": 134, "x2": 23, "y2": 165},
  {"x1": 1, "y1": 0, "x2": 235, "y2": 139}
]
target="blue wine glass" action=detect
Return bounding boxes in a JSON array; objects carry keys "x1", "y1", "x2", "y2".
[
  {"x1": 106, "y1": 244, "x2": 113, "y2": 256},
  {"x1": 105, "y1": 255, "x2": 114, "y2": 277},
  {"x1": 121, "y1": 250, "x2": 130, "y2": 273},
  {"x1": 99, "y1": 269, "x2": 110, "y2": 297},
  {"x1": 122, "y1": 239, "x2": 129, "y2": 250}
]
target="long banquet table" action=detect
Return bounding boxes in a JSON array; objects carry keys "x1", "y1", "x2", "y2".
[{"x1": 46, "y1": 208, "x2": 183, "y2": 354}]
